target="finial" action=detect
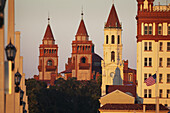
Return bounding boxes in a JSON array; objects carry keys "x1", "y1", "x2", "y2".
[
  {"x1": 81, "y1": 6, "x2": 84, "y2": 19},
  {"x1": 112, "y1": 0, "x2": 114, "y2": 5},
  {"x1": 48, "y1": 12, "x2": 50, "y2": 24}
]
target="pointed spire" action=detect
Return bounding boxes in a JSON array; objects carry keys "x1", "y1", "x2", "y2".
[
  {"x1": 48, "y1": 12, "x2": 50, "y2": 24},
  {"x1": 105, "y1": 3, "x2": 121, "y2": 28},
  {"x1": 81, "y1": 6, "x2": 84, "y2": 19},
  {"x1": 76, "y1": 12, "x2": 88, "y2": 37},
  {"x1": 43, "y1": 18, "x2": 54, "y2": 40}
]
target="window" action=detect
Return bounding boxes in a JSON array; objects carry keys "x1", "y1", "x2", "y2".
[
  {"x1": 167, "y1": 42, "x2": 170, "y2": 51},
  {"x1": 149, "y1": 42, "x2": 152, "y2": 51},
  {"x1": 144, "y1": 42, "x2": 152, "y2": 51},
  {"x1": 47, "y1": 60, "x2": 53, "y2": 66},
  {"x1": 44, "y1": 49, "x2": 46, "y2": 54},
  {"x1": 168, "y1": 26, "x2": 170, "y2": 35},
  {"x1": 144, "y1": 73, "x2": 147, "y2": 81},
  {"x1": 129, "y1": 74, "x2": 133, "y2": 82},
  {"x1": 167, "y1": 74, "x2": 170, "y2": 83},
  {"x1": 144, "y1": 89, "x2": 147, "y2": 98},
  {"x1": 167, "y1": 58, "x2": 170, "y2": 67},
  {"x1": 160, "y1": 42, "x2": 163, "y2": 51},
  {"x1": 149, "y1": 74, "x2": 152, "y2": 77},
  {"x1": 159, "y1": 74, "x2": 163, "y2": 83},
  {"x1": 118, "y1": 35, "x2": 120, "y2": 44},
  {"x1": 77, "y1": 46, "x2": 79, "y2": 51},
  {"x1": 144, "y1": 58, "x2": 147, "y2": 66},
  {"x1": 112, "y1": 35, "x2": 114, "y2": 44},
  {"x1": 49, "y1": 50, "x2": 51, "y2": 53},
  {"x1": 81, "y1": 57, "x2": 86, "y2": 63},
  {"x1": 159, "y1": 89, "x2": 162, "y2": 98},
  {"x1": 158, "y1": 25, "x2": 162, "y2": 35},
  {"x1": 159, "y1": 58, "x2": 163, "y2": 67},
  {"x1": 106, "y1": 35, "x2": 108, "y2": 44},
  {"x1": 144, "y1": 42, "x2": 147, "y2": 51},
  {"x1": 149, "y1": 89, "x2": 152, "y2": 98},
  {"x1": 144, "y1": 26, "x2": 148, "y2": 35},
  {"x1": 149, "y1": 26, "x2": 152, "y2": 35},
  {"x1": 149, "y1": 58, "x2": 152, "y2": 66},
  {"x1": 167, "y1": 90, "x2": 170, "y2": 98},
  {"x1": 111, "y1": 51, "x2": 115, "y2": 62}
]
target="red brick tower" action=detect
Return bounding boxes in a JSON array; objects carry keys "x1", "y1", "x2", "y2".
[
  {"x1": 37, "y1": 18, "x2": 58, "y2": 81},
  {"x1": 71, "y1": 13, "x2": 93, "y2": 80}
]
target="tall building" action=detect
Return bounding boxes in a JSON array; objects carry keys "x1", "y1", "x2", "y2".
[
  {"x1": 101, "y1": 3, "x2": 124, "y2": 96},
  {"x1": 61, "y1": 12, "x2": 102, "y2": 80},
  {"x1": 36, "y1": 18, "x2": 58, "y2": 82},
  {"x1": 136, "y1": 0, "x2": 170, "y2": 106}
]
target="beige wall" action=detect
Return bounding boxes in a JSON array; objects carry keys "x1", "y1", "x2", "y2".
[
  {"x1": 100, "y1": 90, "x2": 134, "y2": 107},
  {"x1": 137, "y1": 21, "x2": 170, "y2": 107}
]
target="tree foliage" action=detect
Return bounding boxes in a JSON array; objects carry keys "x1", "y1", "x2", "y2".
[{"x1": 26, "y1": 77, "x2": 101, "y2": 113}]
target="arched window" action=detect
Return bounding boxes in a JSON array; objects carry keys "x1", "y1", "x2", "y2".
[
  {"x1": 49, "y1": 50, "x2": 51, "y2": 53},
  {"x1": 129, "y1": 74, "x2": 133, "y2": 82},
  {"x1": 52, "y1": 50, "x2": 54, "y2": 53},
  {"x1": 44, "y1": 49, "x2": 46, "y2": 54},
  {"x1": 112, "y1": 35, "x2": 115, "y2": 44},
  {"x1": 77, "y1": 46, "x2": 79, "y2": 51},
  {"x1": 47, "y1": 60, "x2": 53, "y2": 66},
  {"x1": 111, "y1": 51, "x2": 115, "y2": 62},
  {"x1": 106, "y1": 35, "x2": 108, "y2": 44},
  {"x1": 118, "y1": 35, "x2": 120, "y2": 44},
  {"x1": 83, "y1": 46, "x2": 84, "y2": 51},
  {"x1": 81, "y1": 57, "x2": 86, "y2": 63}
]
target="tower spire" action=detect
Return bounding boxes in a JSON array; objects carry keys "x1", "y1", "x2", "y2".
[
  {"x1": 48, "y1": 12, "x2": 50, "y2": 24},
  {"x1": 81, "y1": 6, "x2": 84, "y2": 19}
]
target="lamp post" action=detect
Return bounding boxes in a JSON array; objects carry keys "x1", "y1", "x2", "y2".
[
  {"x1": 5, "y1": 40, "x2": 16, "y2": 94},
  {"x1": 15, "y1": 71, "x2": 22, "y2": 92},
  {"x1": 20, "y1": 90, "x2": 24, "y2": 105}
]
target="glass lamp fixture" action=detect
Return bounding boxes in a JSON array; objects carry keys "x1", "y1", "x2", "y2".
[
  {"x1": 5, "y1": 40, "x2": 17, "y2": 61},
  {"x1": 15, "y1": 71, "x2": 22, "y2": 86}
]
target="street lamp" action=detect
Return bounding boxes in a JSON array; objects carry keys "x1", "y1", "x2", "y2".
[
  {"x1": 5, "y1": 40, "x2": 17, "y2": 94},
  {"x1": 20, "y1": 90, "x2": 24, "y2": 105},
  {"x1": 15, "y1": 71, "x2": 22, "y2": 92},
  {"x1": 5, "y1": 40, "x2": 17, "y2": 61},
  {"x1": 22, "y1": 101, "x2": 26, "y2": 111}
]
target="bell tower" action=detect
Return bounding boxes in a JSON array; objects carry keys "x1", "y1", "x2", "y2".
[
  {"x1": 71, "y1": 12, "x2": 93, "y2": 80},
  {"x1": 101, "y1": 3, "x2": 124, "y2": 96},
  {"x1": 38, "y1": 18, "x2": 58, "y2": 81}
]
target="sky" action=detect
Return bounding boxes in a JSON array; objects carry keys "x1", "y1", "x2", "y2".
[{"x1": 4, "y1": 0, "x2": 169, "y2": 78}]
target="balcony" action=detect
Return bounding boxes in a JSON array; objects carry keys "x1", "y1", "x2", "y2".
[
  {"x1": 79, "y1": 63, "x2": 90, "y2": 70},
  {"x1": 46, "y1": 66, "x2": 57, "y2": 71}
]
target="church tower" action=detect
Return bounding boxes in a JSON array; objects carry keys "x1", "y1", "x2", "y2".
[
  {"x1": 101, "y1": 3, "x2": 124, "y2": 96},
  {"x1": 71, "y1": 12, "x2": 93, "y2": 80},
  {"x1": 38, "y1": 18, "x2": 58, "y2": 81}
]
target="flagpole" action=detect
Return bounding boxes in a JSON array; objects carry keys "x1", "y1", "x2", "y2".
[{"x1": 156, "y1": 42, "x2": 159, "y2": 113}]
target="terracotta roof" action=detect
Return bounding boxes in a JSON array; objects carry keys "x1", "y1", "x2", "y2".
[
  {"x1": 105, "y1": 4, "x2": 121, "y2": 28},
  {"x1": 43, "y1": 24, "x2": 54, "y2": 40},
  {"x1": 99, "y1": 104, "x2": 169, "y2": 111},
  {"x1": 76, "y1": 19, "x2": 88, "y2": 37},
  {"x1": 106, "y1": 85, "x2": 136, "y2": 97}
]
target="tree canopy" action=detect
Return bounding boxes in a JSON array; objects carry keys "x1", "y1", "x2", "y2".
[{"x1": 26, "y1": 77, "x2": 101, "y2": 113}]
